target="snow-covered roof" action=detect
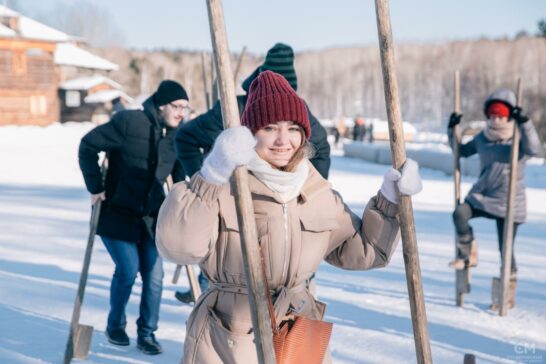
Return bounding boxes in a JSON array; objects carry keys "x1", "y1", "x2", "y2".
[
  {"x1": 0, "y1": 4, "x2": 19, "y2": 17},
  {"x1": 55, "y1": 43, "x2": 119, "y2": 71},
  {"x1": 60, "y1": 75, "x2": 122, "y2": 91},
  {"x1": 0, "y1": 5, "x2": 72, "y2": 42},
  {"x1": 84, "y1": 89, "x2": 134, "y2": 104},
  {"x1": 17, "y1": 15, "x2": 72, "y2": 42},
  {"x1": 0, "y1": 5, "x2": 119, "y2": 71},
  {"x1": 0, "y1": 23, "x2": 16, "y2": 37}
]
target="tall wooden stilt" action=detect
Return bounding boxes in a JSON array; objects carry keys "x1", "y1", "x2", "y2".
[
  {"x1": 374, "y1": 1, "x2": 432, "y2": 362},
  {"x1": 499, "y1": 79, "x2": 522, "y2": 316},
  {"x1": 205, "y1": 1, "x2": 276, "y2": 362}
]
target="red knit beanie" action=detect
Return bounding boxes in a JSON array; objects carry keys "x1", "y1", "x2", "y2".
[
  {"x1": 241, "y1": 70, "x2": 311, "y2": 139},
  {"x1": 487, "y1": 102, "x2": 511, "y2": 118}
]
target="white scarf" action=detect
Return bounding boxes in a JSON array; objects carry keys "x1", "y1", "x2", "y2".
[
  {"x1": 247, "y1": 153, "x2": 309, "y2": 203},
  {"x1": 484, "y1": 118, "x2": 514, "y2": 142}
]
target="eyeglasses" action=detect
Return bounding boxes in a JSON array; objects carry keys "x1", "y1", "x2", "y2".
[{"x1": 169, "y1": 102, "x2": 190, "y2": 112}]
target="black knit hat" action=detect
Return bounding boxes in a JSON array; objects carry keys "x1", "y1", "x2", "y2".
[
  {"x1": 242, "y1": 43, "x2": 298, "y2": 92},
  {"x1": 154, "y1": 80, "x2": 188, "y2": 106}
]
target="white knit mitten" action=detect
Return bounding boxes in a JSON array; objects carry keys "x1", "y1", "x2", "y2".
[
  {"x1": 200, "y1": 126, "x2": 257, "y2": 185},
  {"x1": 380, "y1": 158, "x2": 423, "y2": 203}
]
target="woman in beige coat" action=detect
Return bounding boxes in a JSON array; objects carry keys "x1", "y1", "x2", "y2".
[{"x1": 156, "y1": 71, "x2": 422, "y2": 364}]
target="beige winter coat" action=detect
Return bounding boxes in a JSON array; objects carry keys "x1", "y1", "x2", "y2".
[{"x1": 156, "y1": 162, "x2": 401, "y2": 364}]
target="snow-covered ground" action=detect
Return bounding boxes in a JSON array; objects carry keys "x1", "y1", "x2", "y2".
[{"x1": 0, "y1": 123, "x2": 545, "y2": 364}]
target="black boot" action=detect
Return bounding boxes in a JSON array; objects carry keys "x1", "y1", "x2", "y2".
[
  {"x1": 137, "y1": 334, "x2": 162, "y2": 355},
  {"x1": 105, "y1": 328, "x2": 130, "y2": 346},
  {"x1": 175, "y1": 290, "x2": 194, "y2": 304},
  {"x1": 175, "y1": 275, "x2": 208, "y2": 304}
]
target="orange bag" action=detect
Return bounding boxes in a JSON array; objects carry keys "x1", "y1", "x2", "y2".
[
  {"x1": 272, "y1": 315, "x2": 332, "y2": 364},
  {"x1": 260, "y1": 247, "x2": 333, "y2": 363}
]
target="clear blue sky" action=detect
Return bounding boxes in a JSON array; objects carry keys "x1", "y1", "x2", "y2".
[{"x1": 15, "y1": 0, "x2": 546, "y2": 52}]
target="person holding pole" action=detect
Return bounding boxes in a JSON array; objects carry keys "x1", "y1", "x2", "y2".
[
  {"x1": 173, "y1": 42, "x2": 332, "y2": 303},
  {"x1": 78, "y1": 80, "x2": 190, "y2": 355},
  {"x1": 447, "y1": 88, "x2": 542, "y2": 300},
  {"x1": 156, "y1": 70, "x2": 423, "y2": 363},
  {"x1": 175, "y1": 43, "x2": 331, "y2": 179}
]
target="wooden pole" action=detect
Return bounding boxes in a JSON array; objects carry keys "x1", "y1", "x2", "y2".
[
  {"x1": 233, "y1": 46, "x2": 248, "y2": 85},
  {"x1": 453, "y1": 70, "x2": 461, "y2": 206},
  {"x1": 374, "y1": 1, "x2": 432, "y2": 363},
  {"x1": 63, "y1": 160, "x2": 107, "y2": 363},
  {"x1": 172, "y1": 263, "x2": 202, "y2": 301},
  {"x1": 63, "y1": 200, "x2": 101, "y2": 363},
  {"x1": 211, "y1": 51, "x2": 218, "y2": 105},
  {"x1": 201, "y1": 51, "x2": 211, "y2": 110},
  {"x1": 499, "y1": 79, "x2": 522, "y2": 316},
  {"x1": 205, "y1": 1, "x2": 276, "y2": 363},
  {"x1": 453, "y1": 71, "x2": 470, "y2": 307},
  {"x1": 172, "y1": 264, "x2": 182, "y2": 284},
  {"x1": 212, "y1": 76, "x2": 219, "y2": 105},
  {"x1": 185, "y1": 265, "x2": 202, "y2": 299}
]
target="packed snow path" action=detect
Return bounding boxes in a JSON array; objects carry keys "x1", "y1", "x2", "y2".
[{"x1": 0, "y1": 124, "x2": 544, "y2": 363}]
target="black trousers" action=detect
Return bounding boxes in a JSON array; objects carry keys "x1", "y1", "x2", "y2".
[{"x1": 452, "y1": 202, "x2": 519, "y2": 272}]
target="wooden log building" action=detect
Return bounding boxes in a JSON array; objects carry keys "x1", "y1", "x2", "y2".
[{"x1": 0, "y1": 5, "x2": 119, "y2": 126}]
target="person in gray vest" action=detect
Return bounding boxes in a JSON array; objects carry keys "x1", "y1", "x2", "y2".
[{"x1": 447, "y1": 88, "x2": 542, "y2": 278}]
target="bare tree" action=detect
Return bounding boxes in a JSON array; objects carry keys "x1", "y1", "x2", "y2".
[{"x1": 7, "y1": 0, "x2": 125, "y2": 47}]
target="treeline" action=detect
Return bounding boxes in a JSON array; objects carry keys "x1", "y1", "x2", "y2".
[
  {"x1": 296, "y1": 37, "x2": 546, "y2": 137},
  {"x1": 85, "y1": 36, "x2": 546, "y2": 140}
]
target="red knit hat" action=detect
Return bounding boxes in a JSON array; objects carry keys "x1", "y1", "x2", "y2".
[
  {"x1": 241, "y1": 70, "x2": 311, "y2": 139},
  {"x1": 487, "y1": 101, "x2": 511, "y2": 118}
]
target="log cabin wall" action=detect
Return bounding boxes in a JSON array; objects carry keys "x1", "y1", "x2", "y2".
[{"x1": 0, "y1": 38, "x2": 59, "y2": 126}]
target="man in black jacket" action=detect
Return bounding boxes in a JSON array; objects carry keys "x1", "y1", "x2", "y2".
[
  {"x1": 79, "y1": 80, "x2": 189, "y2": 355},
  {"x1": 173, "y1": 43, "x2": 331, "y2": 303}
]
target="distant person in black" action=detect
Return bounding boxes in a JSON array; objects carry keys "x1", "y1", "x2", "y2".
[
  {"x1": 368, "y1": 122, "x2": 374, "y2": 143},
  {"x1": 78, "y1": 80, "x2": 189, "y2": 355},
  {"x1": 353, "y1": 115, "x2": 366, "y2": 141}
]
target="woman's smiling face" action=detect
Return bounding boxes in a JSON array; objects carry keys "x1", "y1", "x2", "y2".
[{"x1": 254, "y1": 121, "x2": 303, "y2": 168}]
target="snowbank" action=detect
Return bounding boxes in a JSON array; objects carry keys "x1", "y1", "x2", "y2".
[{"x1": 344, "y1": 140, "x2": 544, "y2": 181}]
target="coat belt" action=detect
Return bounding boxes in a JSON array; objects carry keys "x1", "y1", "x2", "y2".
[{"x1": 209, "y1": 281, "x2": 309, "y2": 324}]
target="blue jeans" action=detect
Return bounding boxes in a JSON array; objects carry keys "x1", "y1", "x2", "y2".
[
  {"x1": 198, "y1": 271, "x2": 209, "y2": 290},
  {"x1": 101, "y1": 236, "x2": 164, "y2": 338}
]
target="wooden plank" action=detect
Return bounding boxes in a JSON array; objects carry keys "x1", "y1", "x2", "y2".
[{"x1": 374, "y1": 1, "x2": 432, "y2": 363}]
